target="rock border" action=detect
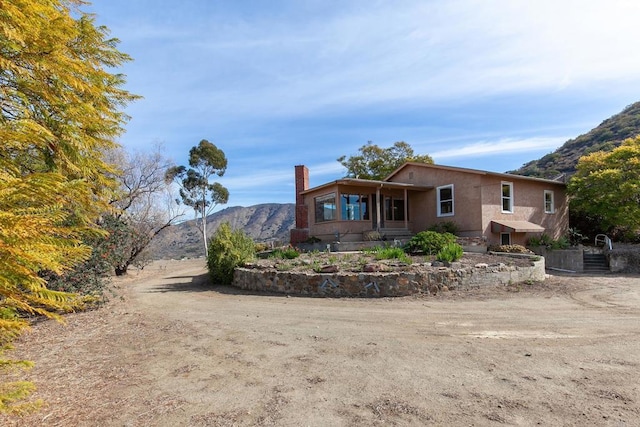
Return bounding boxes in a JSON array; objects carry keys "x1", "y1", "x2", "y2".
[{"x1": 233, "y1": 256, "x2": 545, "y2": 297}]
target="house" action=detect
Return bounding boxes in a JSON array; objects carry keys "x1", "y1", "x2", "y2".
[{"x1": 290, "y1": 162, "x2": 568, "y2": 247}]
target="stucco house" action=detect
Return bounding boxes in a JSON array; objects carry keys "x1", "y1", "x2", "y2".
[{"x1": 290, "y1": 162, "x2": 568, "y2": 247}]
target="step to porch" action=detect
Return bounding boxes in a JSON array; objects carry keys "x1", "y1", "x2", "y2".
[
  {"x1": 379, "y1": 229, "x2": 413, "y2": 239},
  {"x1": 583, "y1": 253, "x2": 609, "y2": 273}
]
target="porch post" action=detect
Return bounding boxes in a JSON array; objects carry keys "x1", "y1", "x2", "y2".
[
  {"x1": 404, "y1": 188, "x2": 408, "y2": 230},
  {"x1": 376, "y1": 187, "x2": 381, "y2": 231}
]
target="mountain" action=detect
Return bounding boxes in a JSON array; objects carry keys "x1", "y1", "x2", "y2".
[
  {"x1": 148, "y1": 203, "x2": 295, "y2": 259},
  {"x1": 510, "y1": 101, "x2": 640, "y2": 179}
]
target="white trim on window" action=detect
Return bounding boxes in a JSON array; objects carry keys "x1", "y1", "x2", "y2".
[
  {"x1": 501, "y1": 182, "x2": 514, "y2": 213},
  {"x1": 544, "y1": 190, "x2": 555, "y2": 214},
  {"x1": 437, "y1": 184, "x2": 454, "y2": 217}
]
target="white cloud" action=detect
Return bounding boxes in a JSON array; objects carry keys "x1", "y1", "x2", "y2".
[
  {"x1": 174, "y1": 0, "x2": 640, "y2": 118},
  {"x1": 431, "y1": 137, "x2": 567, "y2": 160},
  {"x1": 106, "y1": 0, "x2": 640, "y2": 124}
]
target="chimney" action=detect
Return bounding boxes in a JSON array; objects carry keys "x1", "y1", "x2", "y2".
[
  {"x1": 291, "y1": 165, "x2": 310, "y2": 245},
  {"x1": 294, "y1": 165, "x2": 309, "y2": 206}
]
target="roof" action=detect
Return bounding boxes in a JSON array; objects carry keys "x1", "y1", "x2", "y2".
[
  {"x1": 385, "y1": 162, "x2": 567, "y2": 186},
  {"x1": 300, "y1": 178, "x2": 433, "y2": 195},
  {"x1": 491, "y1": 220, "x2": 546, "y2": 233}
]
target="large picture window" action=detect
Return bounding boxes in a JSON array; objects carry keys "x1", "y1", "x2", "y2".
[
  {"x1": 501, "y1": 182, "x2": 513, "y2": 213},
  {"x1": 544, "y1": 190, "x2": 555, "y2": 214},
  {"x1": 437, "y1": 184, "x2": 454, "y2": 217},
  {"x1": 341, "y1": 194, "x2": 369, "y2": 220},
  {"x1": 315, "y1": 193, "x2": 336, "y2": 223}
]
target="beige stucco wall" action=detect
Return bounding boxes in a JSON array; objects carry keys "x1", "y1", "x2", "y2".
[
  {"x1": 390, "y1": 166, "x2": 484, "y2": 235},
  {"x1": 480, "y1": 176, "x2": 567, "y2": 245},
  {"x1": 391, "y1": 164, "x2": 568, "y2": 246}
]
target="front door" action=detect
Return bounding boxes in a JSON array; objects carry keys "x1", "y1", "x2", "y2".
[{"x1": 500, "y1": 233, "x2": 511, "y2": 245}]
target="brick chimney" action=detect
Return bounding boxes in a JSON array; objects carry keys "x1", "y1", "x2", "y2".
[{"x1": 290, "y1": 165, "x2": 310, "y2": 245}]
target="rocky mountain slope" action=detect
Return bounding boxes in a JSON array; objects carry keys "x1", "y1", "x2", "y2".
[
  {"x1": 148, "y1": 203, "x2": 295, "y2": 259},
  {"x1": 510, "y1": 101, "x2": 640, "y2": 179}
]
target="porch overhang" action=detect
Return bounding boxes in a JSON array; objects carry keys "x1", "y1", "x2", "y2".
[
  {"x1": 300, "y1": 178, "x2": 433, "y2": 195},
  {"x1": 491, "y1": 220, "x2": 545, "y2": 233}
]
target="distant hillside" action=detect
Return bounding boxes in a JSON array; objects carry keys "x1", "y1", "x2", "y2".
[
  {"x1": 148, "y1": 203, "x2": 295, "y2": 259},
  {"x1": 510, "y1": 101, "x2": 640, "y2": 179}
]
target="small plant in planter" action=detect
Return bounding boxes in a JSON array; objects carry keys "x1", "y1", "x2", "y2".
[
  {"x1": 435, "y1": 243, "x2": 464, "y2": 263},
  {"x1": 371, "y1": 246, "x2": 412, "y2": 264},
  {"x1": 270, "y1": 247, "x2": 301, "y2": 259},
  {"x1": 407, "y1": 231, "x2": 457, "y2": 255}
]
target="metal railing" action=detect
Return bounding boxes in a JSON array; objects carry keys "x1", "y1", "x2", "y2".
[{"x1": 595, "y1": 234, "x2": 612, "y2": 250}]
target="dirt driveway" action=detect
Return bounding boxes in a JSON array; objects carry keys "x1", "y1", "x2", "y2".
[{"x1": 3, "y1": 259, "x2": 640, "y2": 426}]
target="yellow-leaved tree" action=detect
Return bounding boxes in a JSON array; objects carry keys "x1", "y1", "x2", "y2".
[{"x1": 0, "y1": 0, "x2": 138, "y2": 412}]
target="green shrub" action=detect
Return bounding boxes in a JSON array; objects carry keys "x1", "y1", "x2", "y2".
[
  {"x1": 527, "y1": 234, "x2": 570, "y2": 250},
  {"x1": 527, "y1": 233, "x2": 553, "y2": 247},
  {"x1": 270, "y1": 247, "x2": 300, "y2": 259},
  {"x1": 254, "y1": 242, "x2": 270, "y2": 253},
  {"x1": 207, "y1": 223, "x2": 256, "y2": 285},
  {"x1": 407, "y1": 231, "x2": 457, "y2": 255},
  {"x1": 428, "y1": 221, "x2": 459, "y2": 235},
  {"x1": 550, "y1": 236, "x2": 570, "y2": 250},
  {"x1": 488, "y1": 244, "x2": 532, "y2": 254},
  {"x1": 373, "y1": 246, "x2": 412, "y2": 264},
  {"x1": 362, "y1": 230, "x2": 383, "y2": 241},
  {"x1": 436, "y1": 243, "x2": 464, "y2": 263}
]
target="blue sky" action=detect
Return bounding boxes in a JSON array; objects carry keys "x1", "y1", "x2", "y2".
[{"x1": 87, "y1": 0, "x2": 640, "y2": 207}]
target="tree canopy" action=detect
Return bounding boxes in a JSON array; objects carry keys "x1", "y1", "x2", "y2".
[
  {"x1": 567, "y1": 136, "x2": 640, "y2": 239},
  {"x1": 337, "y1": 141, "x2": 434, "y2": 180},
  {"x1": 0, "y1": 0, "x2": 137, "y2": 412},
  {"x1": 166, "y1": 140, "x2": 229, "y2": 257}
]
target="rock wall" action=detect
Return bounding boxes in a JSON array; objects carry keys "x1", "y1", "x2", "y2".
[
  {"x1": 233, "y1": 258, "x2": 545, "y2": 297},
  {"x1": 607, "y1": 245, "x2": 640, "y2": 273}
]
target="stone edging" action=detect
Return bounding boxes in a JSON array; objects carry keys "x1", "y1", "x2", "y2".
[{"x1": 233, "y1": 257, "x2": 545, "y2": 297}]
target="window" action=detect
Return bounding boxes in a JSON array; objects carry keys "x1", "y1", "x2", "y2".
[
  {"x1": 315, "y1": 193, "x2": 336, "y2": 223},
  {"x1": 501, "y1": 182, "x2": 513, "y2": 213},
  {"x1": 437, "y1": 184, "x2": 454, "y2": 217},
  {"x1": 384, "y1": 196, "x2": 406, "y2": 221},
  {"x1": 544, "y1": 190, "x2": 555, "y2": 214},
  {"x1": 340, "y1": 194, "x2": 369, "y2": 220}
]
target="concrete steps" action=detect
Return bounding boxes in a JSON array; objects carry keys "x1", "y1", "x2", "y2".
[
  {"x1": 583, "y1": 253, "x2": 609, "y2": 273},
  {"x1": 380, "y1": 228, "x2": 413, "y2": 240}
]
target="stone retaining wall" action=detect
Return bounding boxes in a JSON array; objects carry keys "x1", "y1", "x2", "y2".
[
  {"x1": 607, "y1": 245, "x2": 640, "y2": 273},
  {"x1": 531, "y1": 247, "x2": 583, "y2": 272},
  {"x1": 233, "y1": 257, "x2": 545, "y2": 297}
]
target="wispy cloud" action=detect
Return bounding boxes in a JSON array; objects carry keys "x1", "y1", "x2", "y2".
[
  {"x1": 88, "y1": 0, "x2": 640, "y2": 206},
  {"x1": 431, "y1": 137, "x2": 568, "y2": 160}
]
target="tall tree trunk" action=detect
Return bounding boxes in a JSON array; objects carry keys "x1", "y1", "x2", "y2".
[{"x1": 201, "y1": 205, "x2": 208, "y2": 257}]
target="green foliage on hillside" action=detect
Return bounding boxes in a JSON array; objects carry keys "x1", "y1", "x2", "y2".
[
  {"x1": 511, "y1": 102, "x2": 640, "y2": 179},
  {"x1": 568, "y1": 136, "x2": 640, "y2": 240}
]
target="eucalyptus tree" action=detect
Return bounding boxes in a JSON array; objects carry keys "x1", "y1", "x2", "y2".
[{"x1": 166, "y1": 140, "x2": 229, "y2": 256}]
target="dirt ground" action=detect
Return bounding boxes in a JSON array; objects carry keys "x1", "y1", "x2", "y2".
[{"x1": 2, "y1": 258, "x2": 640, "y2": 426}]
